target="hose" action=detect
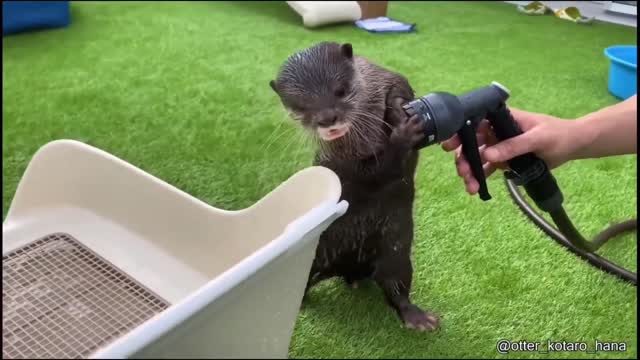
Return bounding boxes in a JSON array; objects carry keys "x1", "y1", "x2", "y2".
[{"x1": 505, "y1": 177, "x2": 637, "y2": 286}]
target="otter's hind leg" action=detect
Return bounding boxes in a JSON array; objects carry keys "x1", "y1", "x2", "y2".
[
  {"x1": 343, "y1": 264, "x2": 374, "y2": 289},
  {"x1": 373, "y1": 217, "x2": 440, "y2": 331}
]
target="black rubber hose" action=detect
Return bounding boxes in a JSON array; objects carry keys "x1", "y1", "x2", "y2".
[
  {"x1": 548, "y1": 210, "x2": 595, "y2": 252},
  {"x1": 505, "y1": 177, "x2": 637, "y2": 286},
  {"x1": 592, "y1": 219, "x2": 637, "y2": 250}
]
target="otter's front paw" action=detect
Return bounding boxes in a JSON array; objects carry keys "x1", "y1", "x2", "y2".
[
  {"x1": 390, "y1": 114, "x2": 425, "y2": 149},
  {"x1": 400, "y1": 305, "x2": 440, "y2": 332}
]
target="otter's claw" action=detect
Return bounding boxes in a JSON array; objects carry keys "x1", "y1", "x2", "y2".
[
  {"x1": 390, "y1": 114, "x2": 425, "y2": 149},
  {"x1": 401, "y1": 305, "x2": 440, "y2": 332}
]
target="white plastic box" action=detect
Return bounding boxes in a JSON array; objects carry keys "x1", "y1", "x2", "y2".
[{"x1": 2, "y1": 140, "x2": 347, "y2": 359}]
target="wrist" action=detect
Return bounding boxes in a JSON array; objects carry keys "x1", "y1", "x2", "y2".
[{"x1": 569, "y1": 114, "x2": 600, "y2": 160}]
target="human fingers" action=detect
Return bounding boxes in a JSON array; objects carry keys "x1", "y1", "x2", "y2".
[
  {"x1": 482, "y1": 130, "x2": 539, "y2": 164},
  {"x1": 455, "y1": 148, "x2": 472, "y2": 178},
  {"x1": 441, "y1": 134, "x2": 460, "y2": 151},
  {"x1": 464, "y1": 175, "x2": 479, "y2": 195}
]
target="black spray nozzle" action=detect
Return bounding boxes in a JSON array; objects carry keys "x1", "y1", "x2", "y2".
[
  {"x1": 403, "y1": 82, "x2": 511, "y2": 200},
  {"x1": 458, "y1": 81, "x2": 511, "y2": 120},
  {"x1": 403, "y1": 82, "x2": 510, "y2": 148},
  {"x1": 403, "y1": 82, "x2": 563, "y2": 210}
]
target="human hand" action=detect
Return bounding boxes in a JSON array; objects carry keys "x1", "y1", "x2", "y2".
[{"x1": 441, "y1": 108, "x2": 578, "y2": 195}]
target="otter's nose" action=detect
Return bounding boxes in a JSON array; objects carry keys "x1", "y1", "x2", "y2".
[{"x1": 315, "y1": 110, "x2": 338, "y2": 127}]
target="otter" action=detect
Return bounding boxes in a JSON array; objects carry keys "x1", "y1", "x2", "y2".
[{"x1": 269, "y1": 42, "x2": 439, "y2": 331}]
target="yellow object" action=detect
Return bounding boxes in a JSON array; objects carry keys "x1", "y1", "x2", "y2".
[
  {"x1": 517, "y1": 2, "x2": 595, "y2": 24},
  {"x1": 517, "y1": 1, "x2": 551, "y2": 15},
  {"x1": 554, "y1": 6, "x2": 595, "y2": 24}
]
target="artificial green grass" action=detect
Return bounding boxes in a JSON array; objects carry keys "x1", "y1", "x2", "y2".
[{"x1": 2, "y1": 1, "x2": 637, "y2": 358}]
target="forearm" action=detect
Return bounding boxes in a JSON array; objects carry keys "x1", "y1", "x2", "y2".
[{"x1": 572, "y1": 95, "x2": 637, "y2": 160}]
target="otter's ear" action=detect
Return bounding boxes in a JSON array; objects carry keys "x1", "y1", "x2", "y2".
[
  {"x1": 341, "y1": 43, "x2": 353, "y2": 59},
  {"x1": 269, "y1": 80, "x2": 278, "y2": 94}
]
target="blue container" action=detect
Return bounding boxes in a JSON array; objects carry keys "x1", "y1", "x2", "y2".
[
  {"x1": 604, "y1": 45, "x2": 637, "y2": 100},
  {"x1": 2, "y1": 1, "x2": 70, "y2": 36}
]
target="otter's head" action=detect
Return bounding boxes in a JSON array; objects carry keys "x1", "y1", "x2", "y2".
[{"x1": 270, "y1": 42, "x2": 359, "y2": 143}]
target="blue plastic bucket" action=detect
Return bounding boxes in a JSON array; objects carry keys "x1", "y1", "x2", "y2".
[{"x1": 604, "y1": 45, "x2": 637, "y2": 100}]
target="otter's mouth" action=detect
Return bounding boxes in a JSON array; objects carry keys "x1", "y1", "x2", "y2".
[{"x1": 317, "y1": 123, "x2": 350, "y2": 141}]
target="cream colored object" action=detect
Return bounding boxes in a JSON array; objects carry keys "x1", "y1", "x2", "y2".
[
  {"x1": 286, "y1": 1, "x2": 362, "y2": 28},
  {"x1": 2, "y1": 139, "x2": 347, "y2": 359}
]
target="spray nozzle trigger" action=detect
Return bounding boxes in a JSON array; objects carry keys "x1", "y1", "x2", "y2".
[{"x1": 458, "y1": 117, "x2": 491, "y2": 201}]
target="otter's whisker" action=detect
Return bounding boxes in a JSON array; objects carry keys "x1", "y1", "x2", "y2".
[
  {"x1": 266, "y1": 123, "x2": 298, "y2": 151},
  {"x1": 261, "y1": 120, "x2": 293, "y2": 152}
]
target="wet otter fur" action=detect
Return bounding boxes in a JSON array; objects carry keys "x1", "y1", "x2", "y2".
[{"x1": 269, "y1": 42, "x2": 439, "y2": 331}]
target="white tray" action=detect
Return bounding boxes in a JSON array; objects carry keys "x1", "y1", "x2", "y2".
[{"x1": 2, "y1": 140, "x2": 347, "y2": 359}]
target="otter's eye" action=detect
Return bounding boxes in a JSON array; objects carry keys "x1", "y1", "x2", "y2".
[{"x1": 334, "y1": 88, "x2": 346, "y2": 98}]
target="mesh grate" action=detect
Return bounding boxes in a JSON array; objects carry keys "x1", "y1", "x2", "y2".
[{"x1": 2, "y1": 233, "x2": 170, "y2": 359}]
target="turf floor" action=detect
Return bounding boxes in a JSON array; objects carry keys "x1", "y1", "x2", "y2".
[{"x1": 2, "y1": 1, "x2": 637, "y2": 358}]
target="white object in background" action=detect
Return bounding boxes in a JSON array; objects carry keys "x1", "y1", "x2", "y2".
[
  {"x1": 355, "y1": 16, "x2": 415, "y2": 32},
  {"x1": 605, "y1": 1, "x2": 637, "y2": 16},
  {"x1": 286, "y1": 1, "x2": 362, "y2": 28},
  {"x1": 2, "y1": 139, "x2": 347, "y2": 359}
]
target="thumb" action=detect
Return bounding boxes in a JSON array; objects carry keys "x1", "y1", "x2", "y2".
[{"x1": 483, "y1": 132, "x2": 537, "y2": 163}]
